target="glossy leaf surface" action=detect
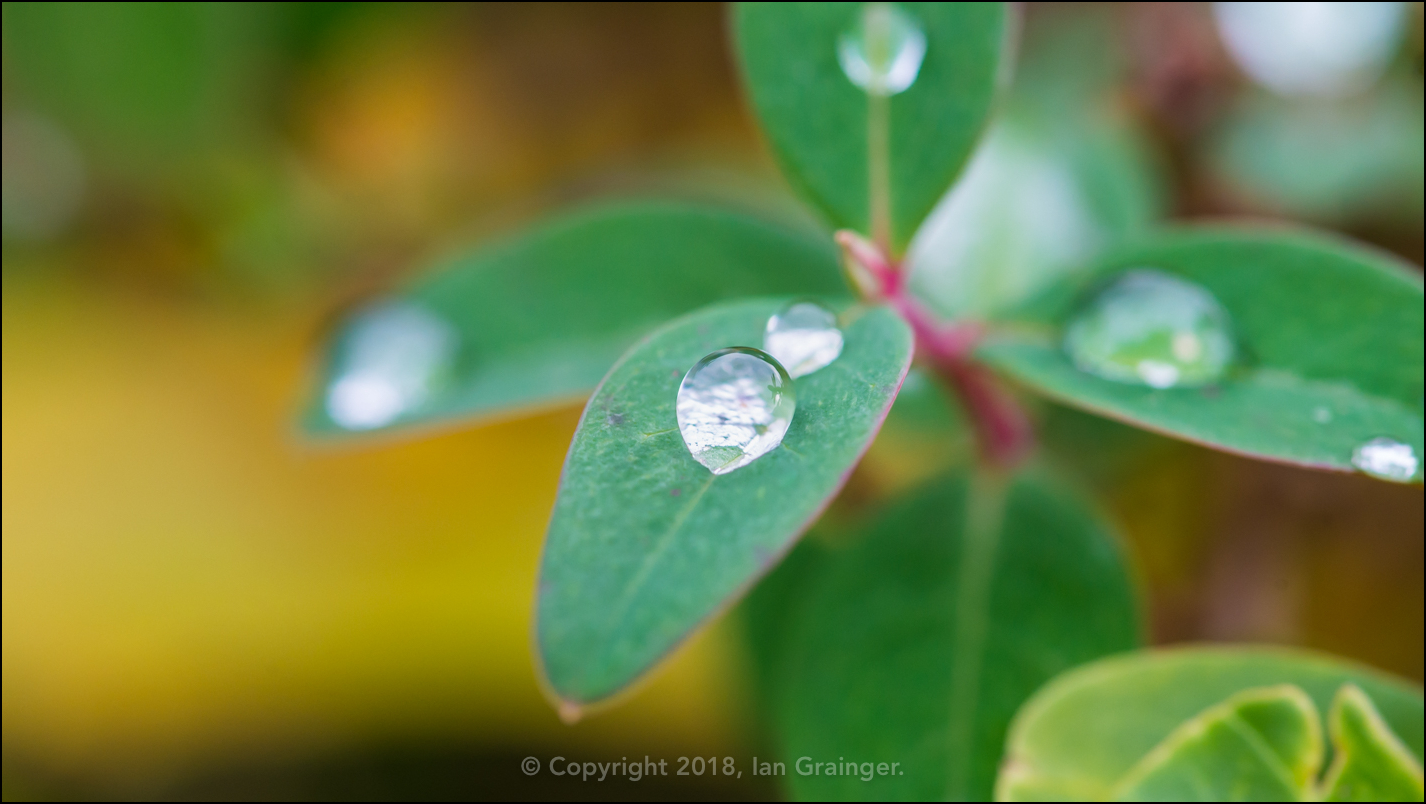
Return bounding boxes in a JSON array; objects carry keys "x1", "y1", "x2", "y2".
[
  {"x1": 537, "y1": 297, "x2": 912, "y2": 704},
  {"x1": 978, "y1": 228, "x2": 1425, "y2": 480},
  {"x1": 763, "y1": 469, "x2": 1140, "y2": 800},
  {"x1": 998, "y1": 646, "x2": 1425, "y2": 801},
  {"x1": 734, "y1": 2, "x2": 1008, "y2": 251},
  {"x1": 303, "y1": 202, "x2": 846, "y2": 437}
]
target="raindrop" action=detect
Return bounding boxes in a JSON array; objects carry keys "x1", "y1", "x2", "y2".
[
  {"x1": 1313, "y1": 406, "x2": 1333, "y2": 424},
  {"x1": 1064, "y1": 269, "x2": 1236, "y2": 389},
  {"x1": 325, "y1": 302, "x2": 458, "y2": 430},
  {"x1": 1351, "y1": 437, "x2": 1419, "y2": 482},
  {"x1": 838, "y1": 3, "x2": 927, "y2": 97},
  {"x1": 764, "y1": 300, "x2": 844, "y2": 378},
  {"x1": 676, "y1": 347, "x2": 795, "y2": 475}
]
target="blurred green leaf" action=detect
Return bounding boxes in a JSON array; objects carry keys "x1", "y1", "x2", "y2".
[
  {"x1": 733, "y1": 2, "x2": 1007, "y2": 251},
  {"x1": 997, "y1": 646, "x2": 1426, "y2": 801},
  {"x1": 1, "y1": 1, "x2": 274, "y2": 168},
  {"x1": 1209, "y1": 81, "x2": 1425, "y2": 228},
  {"x1": 978, "y1": 228, "x2": 1425, "y2": 479},
  {"x1": 1113, "y1": 685, "x2": 1322, "y2": 802},
  {"x1": 907, "y1": 5, "x2": 1164, "y2": 321},
  {"x1": 1322, "y1": 685, "x2": 1426, "y2": 802},
  {"x1": 759, "y1": 468, "x2": 1139, "y2": 801},
  {"x1": 906, "y1": 112, "x2": 1162, "y2": 321},
  {"x1": 302, "y1": 202, "x2": 848, "y2": 437},
  {"x1": 536, "y1": 297, "x2": 912, "y2": 704}
]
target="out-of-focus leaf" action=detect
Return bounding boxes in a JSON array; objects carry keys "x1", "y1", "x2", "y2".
[
  {"x1": 1209, "y1": 82, "x2": 1425, "y2": 228},
  {"x1": 1113, "y1": 685, "x2": 1322, "y2": 801},
  {"x1": 978, "y1": 228, "x2": 1425, "y2": 480},
  {"x1": 762, "y1": 468, "x2": 1140, "y2": 801},
  {"x1": 1, "y1": 2, "x2": 274, "y2": 168},
  {"x1": 907, "y1": 6, "x2": 1163, "y2": 320},
  {"x1": 906, "y1": 112, "x2": 1162, "y2": 321},
  {"x1": 1322, "y1": 684, "x2": 1426, "y2": 802},
  {"x1": 302, "y1": 202, "x2": 847, "y2": 437},
  {"x1": 997, "y1": 646, "x2": 1425, "y2": 801},
  {"x1": 536, "y1": 297, "x2": 912, "y2": 705},
  {"x1": 733, "y1": 2, "x2": 1008, "y2": 251}
]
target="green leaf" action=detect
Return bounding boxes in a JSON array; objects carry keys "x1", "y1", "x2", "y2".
[
  {"x1": 302, "y1": 202, "x2": 846, "y2": 437},
  {"x1": 997, "y1": 646, "x2": 1426, "y2": 801},
  {"x1": 905, "y1": 110, "x2": 1162, "y2": 321},
  {"x1": 536, "y1": 297, "x2": 912, "y2": 705},
  {"x1": 1208, "y1": 81, "x2": 1425, "y2": 228},
  {"x1": 1322, "y1": 684, "x2": 1426, "y2": 802},
  {"x1": 2, "y1": 2, "x2": 274, "y2": 169},
  {"x1": 1112, "y1": 685, "x2": 1322, "y2": 802},
  {"x1": 734, "y1": 2, "x2": 1008, "y2": 251},
  {"x1": 977, "y1": 227, "x2": 1425, "y2": 480},
  {"x1": 761, "y1": 468, "x2": 1140, "y2": 801},
  {"x1": 907, "y1": 7, "x2": 1164, "y2": 320}
]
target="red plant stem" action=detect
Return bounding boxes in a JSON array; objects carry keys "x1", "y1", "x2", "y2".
[{"x1": 835, "y1": 231, "x2": 1033, "y2": 469}]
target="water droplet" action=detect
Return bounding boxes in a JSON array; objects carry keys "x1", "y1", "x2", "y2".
[
  {"x1": 764, "y1": 300, "x2": 844, "y2": 378},
  {"x1": 1313, "y1": 406, "x2": 1333, "y2": 424},
  {"x1": 1351, "y1": 437, "x2": 1419, "y2": 482},
  {"x1": 325, "y1": 302, "x2": 457, "y2": 430},
  {"x1": 1064, "y1": 269, "x2": 1236, "y2": 389},
  {"x1": 676, "y1": 348, "x2": 795, "y2": 475},
  {"x1": 838, "y1": 3, "x2": 927, "y2": 97}
]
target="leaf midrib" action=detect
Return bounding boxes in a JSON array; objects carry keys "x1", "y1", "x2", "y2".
[{"x1": 945, "y1": 471, "x2": 1010, "y2": 800}]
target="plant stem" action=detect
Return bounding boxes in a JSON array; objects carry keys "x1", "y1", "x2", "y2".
[
  {"x1": 867, "y1": 92, "x2": 892, "y2": 253},
  {"x1": 836, "y1": 230, "x2": 1034, "y2": 469}
]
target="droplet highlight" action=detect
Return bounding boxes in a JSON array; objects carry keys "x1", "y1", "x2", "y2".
[
  {"x1": 1064, "y1": 269, "x2": 1236, "y2": 389},
  {"x1": 325, "y1": 302, "x2": 457, "y2": 430},
  {"x1": 1351, "y1": 437, "x2": 1419, "y2": 482},
  {"x1": 676, "y1": 347, "x2": 795, "y2": 475},
  {"x1": 838, "y1": 3, "x2": 927, "y2": 97},
  {"x1": 764, "y1": 300, "x2": 844, "y2": 378}
]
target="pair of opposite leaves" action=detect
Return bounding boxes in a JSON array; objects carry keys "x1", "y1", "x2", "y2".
[
  {"x1": 1003, "y1": 682, "x2": 1424, "y2": 802},
  {"x1": 305, "y1": 2, "x2": 1424, "y2": 710}
]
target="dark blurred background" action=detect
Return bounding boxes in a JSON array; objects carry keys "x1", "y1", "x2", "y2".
[{"x1": 3, "y1": 3, "x2": 1422, "y2": 800}]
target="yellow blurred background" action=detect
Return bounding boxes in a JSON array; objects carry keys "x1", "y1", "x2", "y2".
[{"x1": 3, "y1": 2, "x2": 1422, "y2": 800}]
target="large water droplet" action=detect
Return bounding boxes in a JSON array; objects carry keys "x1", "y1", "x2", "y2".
[
  {"x1": 764, "y1": 300, "x2": 844, "y2": 378},
  {"x1": 1064, "y1": 269, "x2": 1236, "y2": 389},
  {"x1": 838, "y1": 3, "x2": 927, "y2": 97},
  {"x1": 325, "y1": 302, "x2": 457, "y2": 430},
  {"x1": 1351, "y1": 437, "x2": 1419, "y2": 482},
  {"x1": 676, "y1": 347, "x2": 795, "y2": 475}
]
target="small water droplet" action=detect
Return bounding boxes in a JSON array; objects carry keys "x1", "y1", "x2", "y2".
[
  {"x1": 1313, "y1": 406, "x2": 1333, "y2": 424},
  {"x1": 325, "y1": 302, "x2": 457, "y2": 430},
  {"x1": 764, "y1": 300, "x2": 844, "y2": 378},
  {"x1": 1351, "y1": 437, "x2": 1419, "y2": 482},
  {"x1": 1064, "y1": 269, "x2": 1236, "y2": 389},
  {"x1": 838, "y1": 3, "x2": 927, "y2": 97},
  {"x1": 676, "y1": 348, "x2": 795, "y2": 475}
]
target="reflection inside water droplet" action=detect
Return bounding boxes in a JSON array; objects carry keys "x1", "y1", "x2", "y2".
[
  {"x1": 1351, "y1": 437, "x2": 1419, "y2": 482},
  {"x1": 325, "y1": 302, "x2": 458, "y2": 430},
  {"x1": 838, "y1": 3, "x2": 927, "y2": 97},
  {"x1": 764, "y1": 300, "x2": 844, "y2": 378},
  {"x1": 1064, "y1": 269, "x2": 1236, "y2": 389},
  {"x1": 676, "y1": 347, "x2": 795, "y2": 475}
]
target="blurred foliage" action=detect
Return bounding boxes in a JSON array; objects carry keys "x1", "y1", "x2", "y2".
[{"x1": 3, "y1": 2, "x2": 1423, "y2": 800}]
